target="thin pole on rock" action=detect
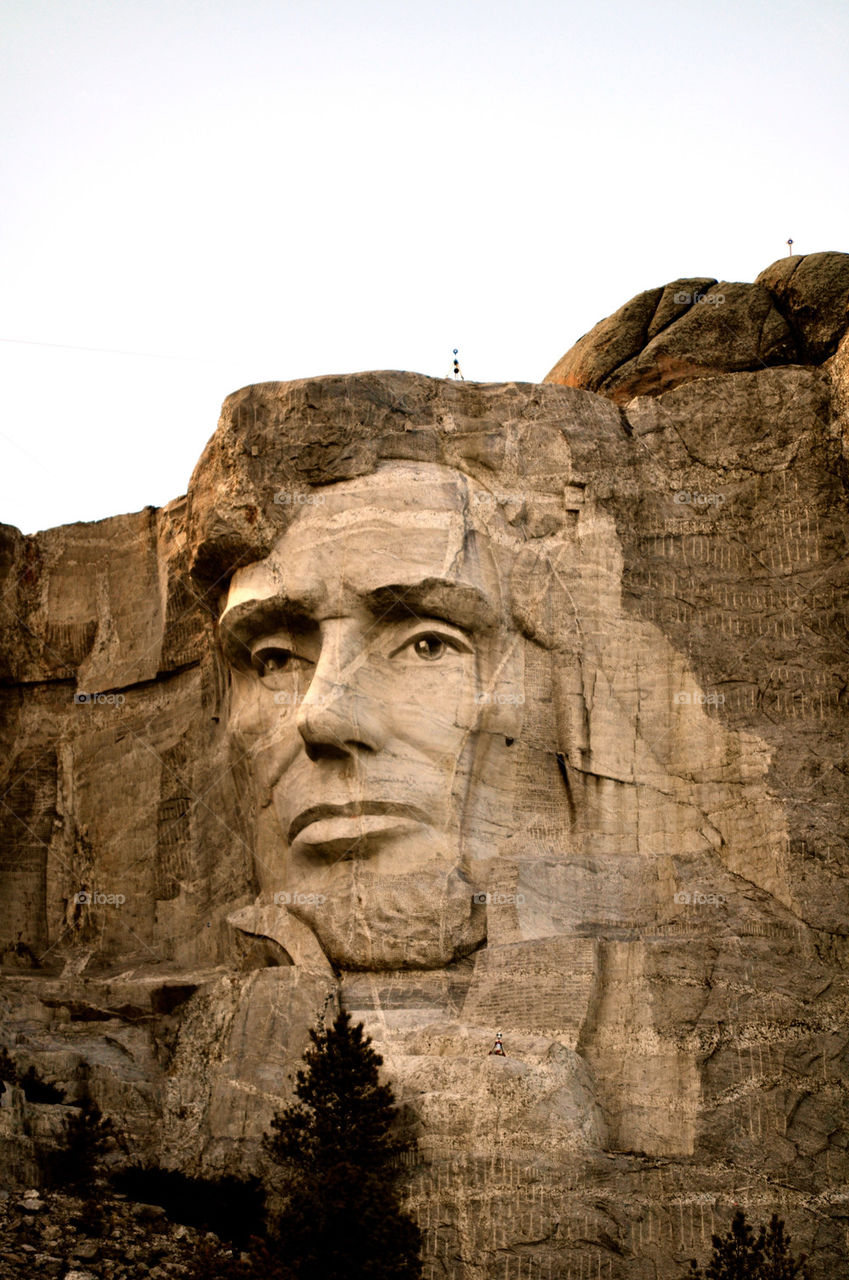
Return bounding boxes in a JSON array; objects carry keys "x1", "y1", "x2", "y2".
[{"x1": 447, "y1": 348, "x2": 465, "y2": 380}]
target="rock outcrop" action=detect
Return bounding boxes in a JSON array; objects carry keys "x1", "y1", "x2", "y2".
[
  {"x1": 0, "y1": 1185, "x2": 248, "y2": 1280},
  {"x1": 1, "y1": 253, "x2": 848, "y2": 1280},
  {"x1": 545, "y1": 250, "x2": 849, "y2": 402}
]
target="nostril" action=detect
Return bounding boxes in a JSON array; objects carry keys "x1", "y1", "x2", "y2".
[
  {"x1": 303, "y1": 737, "x2": 351, "y2": 763},
  {"x1": 296, "y1": 680, "x2": 387, "y2": 756}
]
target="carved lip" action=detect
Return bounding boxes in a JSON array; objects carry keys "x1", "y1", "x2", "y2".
[{"x1": 287, "y1": 801, "x2": 431, "y2": 844}]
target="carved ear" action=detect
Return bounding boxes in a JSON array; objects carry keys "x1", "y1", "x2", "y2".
[
  {"x1": 509, "y1": 542, "x2": 582, "y2": 653},
  {"x1": 552, "y1": 658, "x2": 590, "y2": 765},
  {"x1": 472, "y1": 680, "x2": 525, "y2": 740}
]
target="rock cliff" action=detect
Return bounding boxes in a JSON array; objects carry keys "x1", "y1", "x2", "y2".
[{"x1": 1, "y1": 252, "x2": 848, "y2": 1280}]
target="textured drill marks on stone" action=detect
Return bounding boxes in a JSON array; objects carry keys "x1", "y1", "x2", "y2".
[
  {"x1": 0, "y1": 746, "x2": 58, "y2": 958},
  {"x1": 0, "y1": 250, "x2": 848, "y2": 1278}
]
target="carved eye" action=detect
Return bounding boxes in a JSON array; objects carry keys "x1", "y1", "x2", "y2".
[
  {"x1": 252, "y1": 647, "x2": 295, "y2": 678},
  {"x1": 389, "y1": 624, "x2": 473, "y2": 663},
  {"x1": 412, "y1": 634, "x2": 448, "y2": 661}
]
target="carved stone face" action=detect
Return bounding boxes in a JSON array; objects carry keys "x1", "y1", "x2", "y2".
[{"x1": 220, "y1": 463, "x2": 525, "y2": 970}]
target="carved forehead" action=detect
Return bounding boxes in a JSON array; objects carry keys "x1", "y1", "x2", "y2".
[
  {"x1": 270, "y1": 465, "x2": 485, "y2": 566},
  {"x1": 290, "y1": 461, "x2": 488, "y2": 514},
  {"x1": 221, "y1": 462, "x2": 514, "y2": 635}
]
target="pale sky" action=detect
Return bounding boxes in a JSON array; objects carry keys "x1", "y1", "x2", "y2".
[{"x1": 2, "y1": 0, "x2": 847, "y2": 534}]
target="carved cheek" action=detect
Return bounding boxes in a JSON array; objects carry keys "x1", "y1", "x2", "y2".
[
  {"x1": 365, "y1": 652, "x2": 479, "y2": 753},
  {"x1": 227, "y1": 668, "x2": 303, "y2": 770},
  {"x1": 227, "y1": 668, "x2": 271, "y2": 742}
]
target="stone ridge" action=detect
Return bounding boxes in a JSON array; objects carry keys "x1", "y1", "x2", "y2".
[
  {"x1": 185, "y1": 371, "x2": 628, "y2": 593},
  {"x1": 544, "y1": 250, "x2": 849, "y2": 402},
  {"x1": 1, "y1": 329, "x2": 848, "y2": 1278}
]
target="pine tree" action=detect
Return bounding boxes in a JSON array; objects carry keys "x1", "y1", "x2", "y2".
[
  {"x1": 48, "y1": 1094, "x2": 113, "y2": 1191},
  {"x1": 682, "y1": 1209, "x2": 808, "y2": 1280},
  {"x1": 263, "y1": 1009, "x2": 422, "y2": 1280},
  {"x1": 759, "y1": 1215, "x2": 808, "y2": 1280}
]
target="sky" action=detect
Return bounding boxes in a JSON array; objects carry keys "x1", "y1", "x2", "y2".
[{"x1": 2, "y1": 0, "x2": 848, "y2": 534}]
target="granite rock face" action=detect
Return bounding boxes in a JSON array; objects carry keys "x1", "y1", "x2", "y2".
[
  {"x1": 1, "y1": 254, "x2": 849, "y2": 1280},
  {"x1": 755, "y1": 251, "x2": 849, "y2": 362},
  {"x1": 545, "y1": 250, "x2": 849, "y2": 402}
]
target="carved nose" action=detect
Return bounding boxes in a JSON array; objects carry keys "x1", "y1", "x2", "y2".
[
  {"x1": 297, "y1": 684, "x2": 386, "y2": 760},
  {"x1": 295, "y1": 622, "x2": 387, "y2": 760}
]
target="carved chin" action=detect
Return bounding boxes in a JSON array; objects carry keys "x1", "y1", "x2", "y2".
[{"x1": 287, "y1": 867, "x2": 486, "y2": 971}]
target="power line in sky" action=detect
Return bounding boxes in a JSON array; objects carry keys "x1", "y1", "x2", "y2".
[{"x1": 0, "y1": 336, "x2": 217, "y2": 363}]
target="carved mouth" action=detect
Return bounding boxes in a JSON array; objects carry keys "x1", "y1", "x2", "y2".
[{"x1": 287, "y1": 801, "x2": 432, "y2": 844}]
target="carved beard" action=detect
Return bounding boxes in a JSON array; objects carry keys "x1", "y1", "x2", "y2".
[{"x1": 285, "y1": 863, "x2": 486, "y2": 971}]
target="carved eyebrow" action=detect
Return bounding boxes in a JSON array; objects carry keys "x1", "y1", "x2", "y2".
[
  {"x1": 365, "y1": 581, "x2": 499, "y2": 633},
  {"x1": 218, "y1": 596, "x2": 315, "y2": 668},
  {"x1": 219, "y1": 578, "x2": 499, "y2": 666}
]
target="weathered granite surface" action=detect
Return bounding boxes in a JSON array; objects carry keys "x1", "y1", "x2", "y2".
[
  {"x1": 1, "y1": 252, "x2": 848, "y2": 1279},
  {"x1": 545, "y1": 249, "x2": 849, "y2": 403}
]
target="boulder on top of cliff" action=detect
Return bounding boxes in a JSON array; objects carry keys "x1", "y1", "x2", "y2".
[
  {"x1": 755, "y1": 250, "x2": 849, "y2": 362},
  {"x1": 545, "y1": 251, "x2": 849, "y2": 403}
]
